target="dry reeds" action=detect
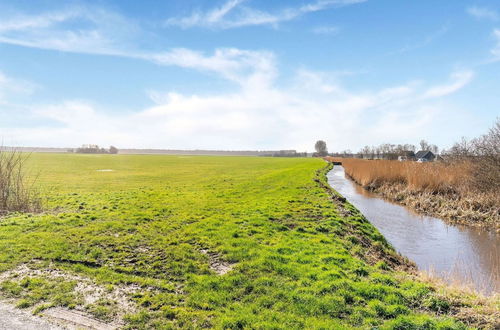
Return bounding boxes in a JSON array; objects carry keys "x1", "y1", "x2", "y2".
[
  {"x1": 325, "y1": 157, "x2": 499, "y2": 229},
  {"x1": 0, "y1": 148, "x2": 41, "y2": 214},
  {"x1": 328, "y1": 158, "x2": 472, "y2": 193}
]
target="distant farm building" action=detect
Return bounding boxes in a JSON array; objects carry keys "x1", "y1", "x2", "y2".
[
  {"x1": 415, "y1": 150, "x2": 436, "y2": 162},
  {"x1": 398, "y1": 151, "x2": 416, "y2": 161}
]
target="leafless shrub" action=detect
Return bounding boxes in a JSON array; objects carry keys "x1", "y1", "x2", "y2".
[
  {"x1": 470, "y1": 119, "x2": 500, "y2": 193},
  {"x1": 0, "y1": 147, "x2": 41, "y2": 215},
  {"x1": 445, "y1": 118, "x2": 500, "y2": 193}
]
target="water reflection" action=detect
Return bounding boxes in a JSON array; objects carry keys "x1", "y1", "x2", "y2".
[{"x1": 327, "y1": 166, "x2": 499, "y2": 294}]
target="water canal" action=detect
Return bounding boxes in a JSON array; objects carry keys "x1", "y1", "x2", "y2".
[{"x1": 327, "y1": 166, "x2": 499, "y2": 295}]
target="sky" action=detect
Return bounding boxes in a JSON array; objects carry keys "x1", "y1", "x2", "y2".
[{"x1": 0, "y1": 0, "x2": 499, "y2": 152}]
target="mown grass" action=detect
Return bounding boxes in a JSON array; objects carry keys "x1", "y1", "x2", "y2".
[{"x1": 0, "y1": 154, "x2": 482, "y2": 328}]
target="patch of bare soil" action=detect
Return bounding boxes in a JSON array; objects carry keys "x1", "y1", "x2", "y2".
[
  {"x1": 200, "y1": 249, "x2": 234, "y2": 275},
  {"x1": 0, "y1": 301, "x2": 63, "y2": 330},
  {"x1": 44, "y1": 308, "x2": 117, "y2": 330},
  {"x1": 0, "y1": 263, "x2": 140, "y2": 329}
]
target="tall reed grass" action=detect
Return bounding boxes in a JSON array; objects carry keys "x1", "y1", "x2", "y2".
[
  {"x1": 326, "y1": 157, "x2": 499, "y2": 228},
  {"x1": 327, "y1": 158, "x2": 472, "y2": 193}
]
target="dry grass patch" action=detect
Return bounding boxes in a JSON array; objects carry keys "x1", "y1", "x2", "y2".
[
  {"x1": 410, "y1": 272, "x2": 500, "y2": 329},
  {"x1": 0, "y1": 262, "x2": 140, "y2": 327},
  {"x1": 0, "y1": 148, "x2": 41, "y2": 215}
]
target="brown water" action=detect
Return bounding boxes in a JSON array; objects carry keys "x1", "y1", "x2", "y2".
[{"x1": 327, "y1": 166, "x2": 499, "y2": 295}]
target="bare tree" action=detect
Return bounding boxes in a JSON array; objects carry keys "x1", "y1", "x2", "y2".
[
  {"x1": 0, "y1": 148, "x2": 41, "y2": 214},
  {"x1": 445, "y1": 137, "x2": 474, "y2": 158},
  {"x1": 470, "y1": 118, "x2": 500, "y2": 192},
  {"x1": 444, "y1": 118, "x2": 500, "y2": 193},
  {"x1": 419, "y1": 139, "x2": 430, "y2": 151},
  {"x1": 430, "y1": 144, "x2": 439, "y2": 154}
]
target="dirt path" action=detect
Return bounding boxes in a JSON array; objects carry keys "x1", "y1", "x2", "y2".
[{"x1": 0, "y1": 302, "x2": 63, "y2": 329}]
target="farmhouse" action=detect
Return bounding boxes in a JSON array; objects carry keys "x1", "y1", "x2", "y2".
[
  {"x1": 398, "y1": 151, "x2": 416, "y2": 161},
  {"x1": 415, "y1": 150, "x2": 436, "y2": 162}
]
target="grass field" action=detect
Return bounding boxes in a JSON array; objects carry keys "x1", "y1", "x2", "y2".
[{"x1": 0, "y1": 154, "x2": 490, "y2": 328}]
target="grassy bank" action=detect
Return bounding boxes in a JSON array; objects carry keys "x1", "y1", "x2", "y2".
[
  {"x1": 0, "y1": 154, "x2": 495, "y2": 328},
  {"x1": 326, "y1": 157, "x2": 499, "y2": 231}
]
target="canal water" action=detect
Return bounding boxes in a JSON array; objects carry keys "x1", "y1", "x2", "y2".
[{"x1": 327, "y1": 166, "x2": 499, "y2": 295}]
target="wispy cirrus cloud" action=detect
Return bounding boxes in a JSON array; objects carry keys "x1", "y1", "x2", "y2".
[
  {"x1": 0, "y1": 6, "x2": 275, "y2": 88},
  {"x1": 141, "y1": 48, "x2": 276, "y2": 87},
  {"x1": 0, "y1": 5, "x2": 139, "y2": 55},
  {"x1": 0, "y1": 71, "x2": 37, "y2": 104},
  {"x1": 422, "y1": 71, "x2": 474, "y2": 99},
  {"x1": 393, "y1": 24, "x2": 449, "y2": 54},
  {"x1": 492, "y1": 29, "x2": 500, "y2": 60},
  {"x1": 467, "y1": 6, "x2": 498, "y2": 21},
  {"x1": 165, "y1": 0, "x2": 367, "y2": 29},
  {"x1": 312, "y1": 25, "x2": 340, "y2": 35}
]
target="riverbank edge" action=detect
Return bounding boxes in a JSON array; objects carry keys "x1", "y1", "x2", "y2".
[
  {"x1": 334, "y1": 164, "x2": 499, "y2": 232},
  {"x1": 318, "y1": 163, "x2": 499, "y2": 328},
  {"x1": 315, "y1": 162, "x2": 416, "y2": 272}
]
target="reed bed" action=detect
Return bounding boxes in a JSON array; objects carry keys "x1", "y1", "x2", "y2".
[
  {"x1": 328, "y1": 158, "x2": 471, "y2": 193},
  {"x1": 325, "y1": 157, "x2": 499, "y2": 229}
]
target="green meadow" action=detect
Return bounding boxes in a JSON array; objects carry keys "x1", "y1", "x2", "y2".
[{"x1": 0, "y1": 154, "x2": 480, "y2": 328}]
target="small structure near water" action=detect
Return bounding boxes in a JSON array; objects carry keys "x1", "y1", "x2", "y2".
[{"x1": 415, "y1": 150, "x2": 436, "y2": 162}]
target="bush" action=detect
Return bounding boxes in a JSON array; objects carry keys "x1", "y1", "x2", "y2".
[
  {"x1": 446, "y1": 118, "x2": 500, "y2": 193},
  {"x1": 0, "y1": 148, "x2": 41, "y2": 214}
]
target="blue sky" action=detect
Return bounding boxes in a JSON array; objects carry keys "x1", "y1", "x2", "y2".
[{"x1": 0, "y1": 0, "x2": 499, "y2": 151}]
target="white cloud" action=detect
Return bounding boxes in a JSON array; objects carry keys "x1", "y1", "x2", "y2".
[
  {"x1": 1, "y1": 68, "x2": 475, "y2": 151},
  {"x1": 0, "y1": 6, "x2": 138, "y2": 56},
  {"x1": 0, "y1": 71, "x2": 37, "y2": 104},
  {"x1": 467, "y1": 6, "x2": 498, "y2": 21},
  {"x1": 165, "y1": 0, "x2": 367, "y2": 29},
  {"x1": 166, "y1": 0, "x2": 245, "y2": 29},
  {"x1": 422, "y1": 71, "x2": 474, "y2": 99},
  {"x1": 312, "y1": 26, "x2": 340, "y2": 35},
  {"x1": 394, "y1": 25, "x2": 449, "y2": 54},
  {"x1": 0, "y1": 3, "x2": 476, "y2": 151},
  {"x1": 492, "y1": 29, "x2": 500, "y2": 60},
  {"x1": 0, "y1": 6, "x2": 276, "y2": 88},
  {"x1": 142, "y1": 48, "x2": 276, "y2": 87},
  {"x1": 0, "y1": 10, "x2": 79, "y2": 33}
]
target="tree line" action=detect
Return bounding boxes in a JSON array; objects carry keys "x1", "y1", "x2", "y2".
[
  {"x1": 316, "y1": 139, "x2": 439, "y2": 160},
  {"x1": 68, "y1": 145, "x2": 119, "y2": 154}
]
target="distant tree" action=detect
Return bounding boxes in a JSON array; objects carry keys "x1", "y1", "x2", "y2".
[
  {"x1": 76, "y1": 144, "x2": 114, "y2": 154},
  {"x1": 404, "y1": 144, "x2": 416, "y2": 152},
  {"x1": 109, "y1": 146, "x2": 119, "y2": 154},
  {"x1": 444, "y1": 118, "x2": 500, "y2": 193},
  {"x1": 341, "y1": 149, "x2": 352, "y2": 157},
  {"x1": 360, "y1": 146, "x2": 371, "y2": 159},
  {"x1": 314, "y1": 140, "x2": 328, "y2": 157},
  {"x1": 419, "y1": 139, "x2": 430, "y2": 151},
  {"x1": 429, "y1": 144, "x2": 439, "y2": 154},
  {"x1": 445, "y1": 137, "x2": 473, "y2": 158}
]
